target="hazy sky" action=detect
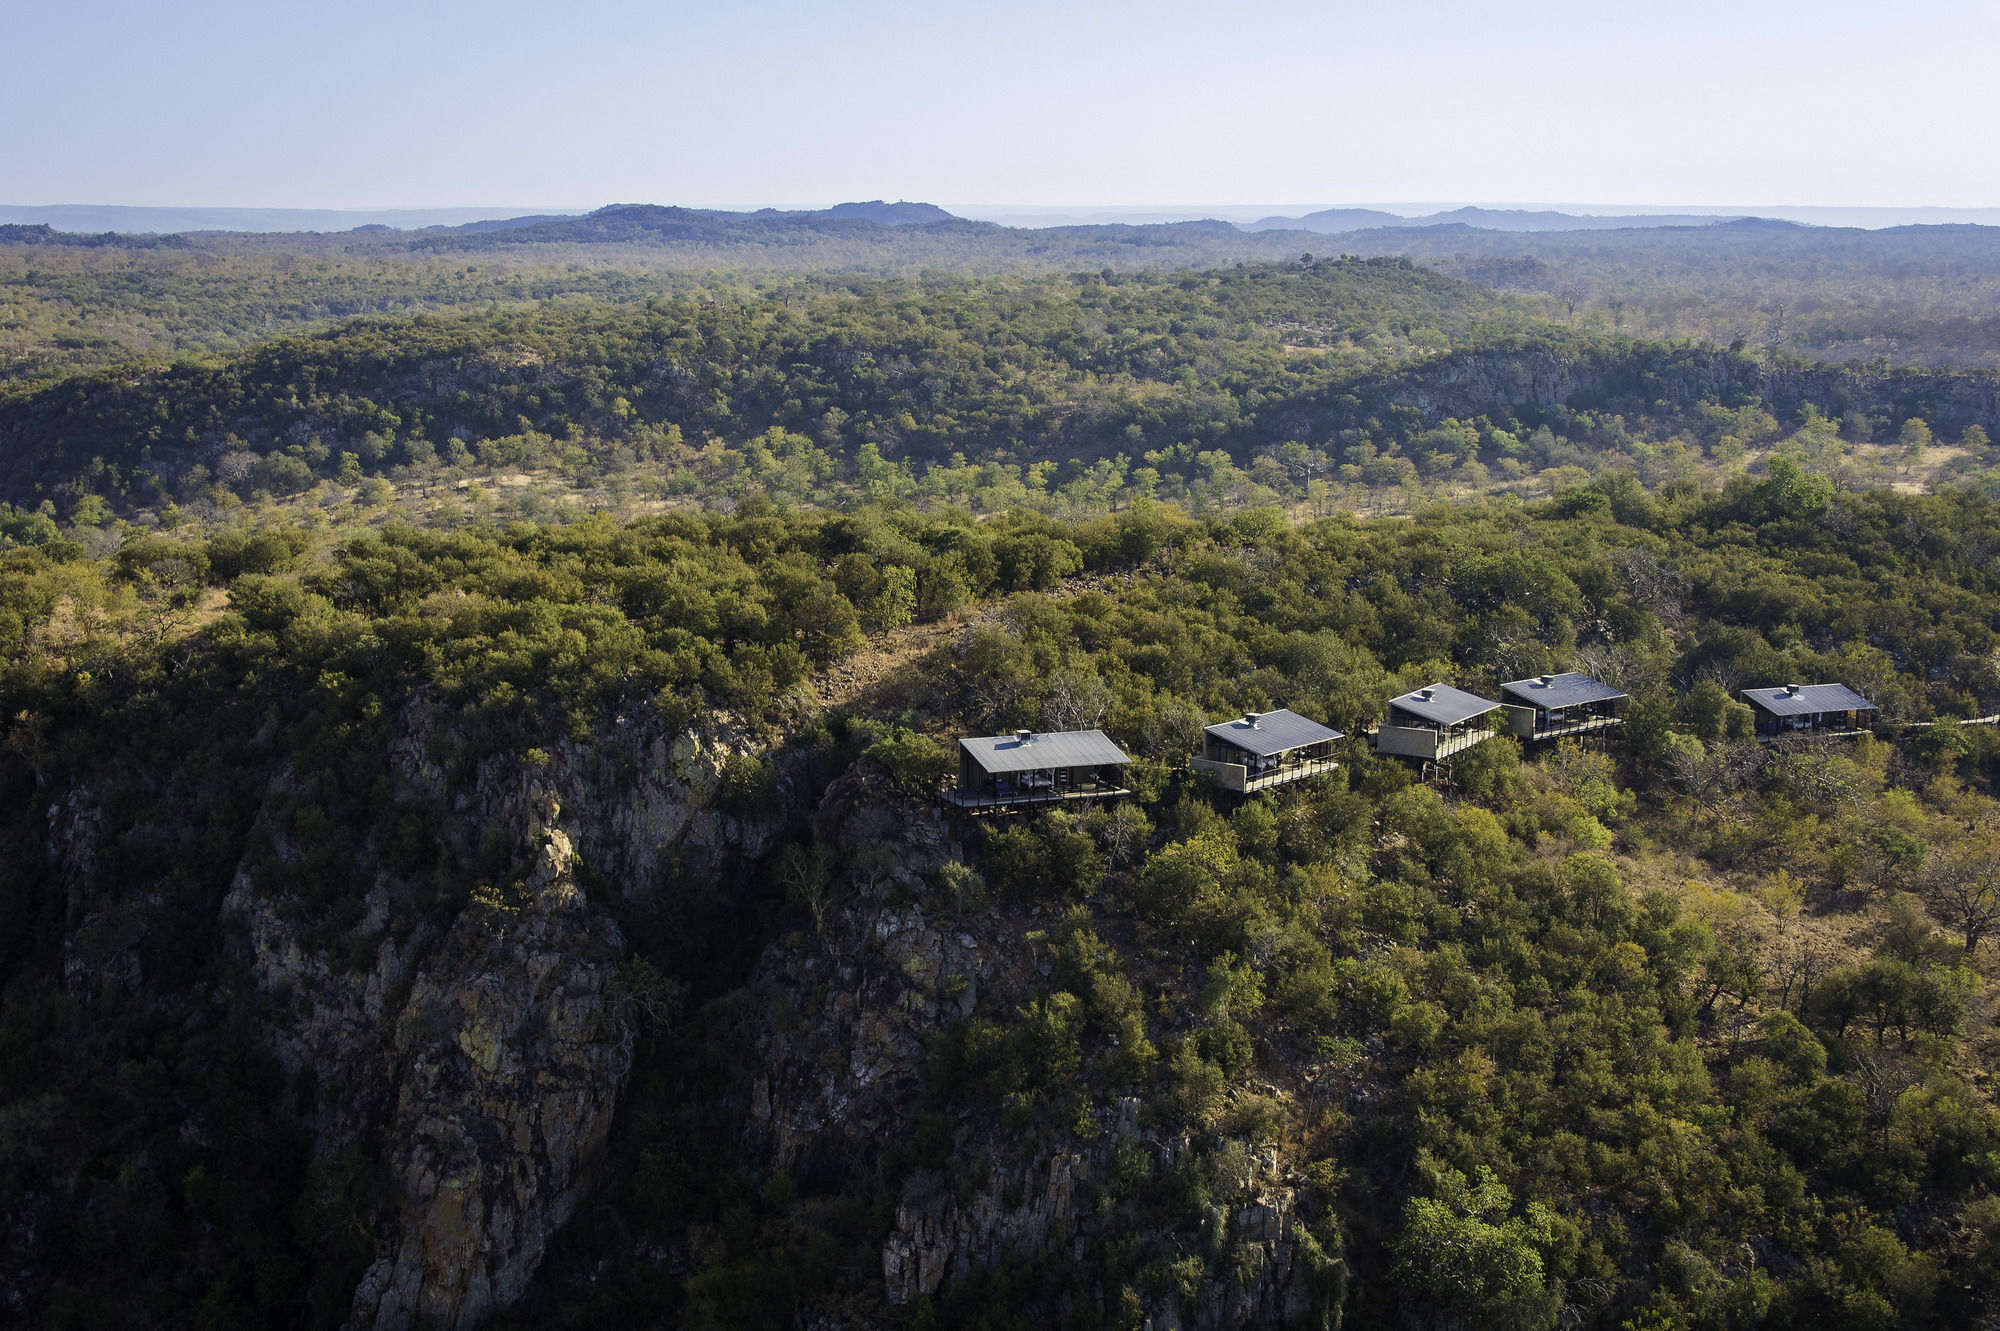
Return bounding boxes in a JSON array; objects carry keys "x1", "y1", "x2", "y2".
[{"x1": 7, "y1": 0, "x2": 1995, "y2": 210}]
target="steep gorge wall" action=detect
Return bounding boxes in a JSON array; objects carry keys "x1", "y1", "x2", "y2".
[
  {"x1": 41, "y1": 711, "x2": 1344, "y2": 1328},
  {"x1": 193, "y1": 702, "x2": 780, "y2": 1329},
  {"x1": 735, "y1": 764, "x2": 1346, "y2": 1331}
]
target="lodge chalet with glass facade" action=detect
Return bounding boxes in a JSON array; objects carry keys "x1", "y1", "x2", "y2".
[
  {"x1": 944, "y1": 728, "x2": 1133, "y2": 812},
  {"x1": 1193, "y1": 709, "x2": 1343, "y2": 793},
  {"x1": 1741, "y1": 683, "x2": 1878, "y2": 740},
  {"x1": 1499, "y1": 671, "x2": 1626, "y2": 741},
  {"x1": 1373, "y1": 683, "x2": 1503, "y2": 761}
]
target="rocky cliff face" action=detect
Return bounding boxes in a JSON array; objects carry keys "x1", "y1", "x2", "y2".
[
  {"x1": 221, "y1": 699, "x2": 783, "y2": 1330},
  {"x1": 883, "y1": 1129, "x2": 1342, "y2": 1331},
  {"x1": 40, "y1": 716, "x2": 1341, "y2": 1328},
  {"x1": 740, "y1": 764, "x2": 1345, "y2": 1331}
]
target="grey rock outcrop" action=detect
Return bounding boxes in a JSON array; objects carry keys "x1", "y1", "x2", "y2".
[
  {"x1": 222, "y1": 698, "x2": 784, "y2": 1330},
  {"x1": 743, "y1": 765, "x2": 1345, "y2": 1330},
  {"x1": 882, "y1": 1129, "x2": 1343, "y2": 1331}
]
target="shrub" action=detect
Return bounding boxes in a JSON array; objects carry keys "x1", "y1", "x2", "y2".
[
  {"x1": 864, "y1": 726, "x2": 953, "y2": 793},
  {"x1": 1193, "y1": 1020, "x2": 1254, "y2": 1079},
  {"x1": 980, "y1": 814, "x2": 1103, "y2": 900},
  {"x1": 716, "y1": 754, "x2": 781, "y2": 821}
]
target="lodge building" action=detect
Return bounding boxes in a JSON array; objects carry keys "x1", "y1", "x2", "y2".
[
  {"x1": 1193, "y1": 709, "x2": 1344, "y2": 793},
  {"x1": 943, "y1": 728, "x2": 1134, "y2": 813},
  {"x1": 1499, "y1": 672, "x2": 1626, "y2": 742},
  {"x1": 1741, "y1": 683, "x2": 1878, "y2": 740},
  {"x1": 1373, "y1": 684, "x2": 1503, "y2": 761}
]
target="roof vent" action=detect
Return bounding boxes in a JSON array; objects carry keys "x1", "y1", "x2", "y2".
[
  {"x1": 1419, "y1": 687, "x2": 1436, "y2": 701},
  {"x1": 1015, "y1": 728, "x2": 1033, "y2": 743},
  {"x1": 1539, "y1": 674, "x2": 1555, "y2": 685},
  {"x1": 1786, "y1": 684, "x2": 1803, "y2": 696},
  {"x1": 1245, "y1": 712, "x2": 1263, "y2": 728}
]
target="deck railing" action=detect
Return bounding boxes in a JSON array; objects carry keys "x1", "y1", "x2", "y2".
[
  {"x1": 940, "y1": 784, "x2": 1133, "y2": 812},
  {"x1": 1754, "y1": 727, "x2": 1871, "y2": 744},
  {"x1": 1530, "y1": 715, "x2": 1621, "y2": 741},
  {"x1": 1192, "y1": 755, "x2": 1341, "y2": 792},
  {"x1": 1373, "y1": 724, "x2": 1498, "y2": 761}
]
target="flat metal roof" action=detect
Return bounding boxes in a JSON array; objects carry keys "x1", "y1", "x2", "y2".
[
  {"x1": 1204, "y1": 709, "x2": 1344, "y2": 757},
  {"x1": 1388, "y1": 683, "x2": 1501, "y2": 728},
  {"x1": 1499, "y1": 672, "x2": 1627, "y2": 709},
  {"x1": 1741, "y1": 683, "x2": 1877, "y2": 717},
  {"x1": 961, "y1": 729, "x2": 1132, "y2": 773}
]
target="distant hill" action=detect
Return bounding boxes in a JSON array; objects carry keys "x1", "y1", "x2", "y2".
[
  {"x1": 1244, "y1": 205, "x2": 1743, "y2": 234},
  {"x1": 1240, "y1": 207, "x2": 1405, "y2": 233},
  {"x1": 0, "y1": 223, "x2": 185, "y2": 249},
  {"x1": 0, "y1": 204, "x2": 574, "y2": 234},
  {"x1": 409, "y1": 202, "x2": 983, "y2": 249},
  {"x1": 816, "y1": 200, "x2": 956, "y2": 225},
  {"x1": 1417, "y1": 206, "x2": 1738, "y2": 231}
]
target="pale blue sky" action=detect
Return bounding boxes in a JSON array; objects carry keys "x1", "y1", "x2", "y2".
[{"x1": 5, "y1": 0, "x2": 1994, "y2": 210}]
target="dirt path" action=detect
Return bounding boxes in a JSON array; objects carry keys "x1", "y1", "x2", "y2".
[
  {"x1": 808, "y1": 573, "x2": 1124, "y2": 716},
  {"x1": 810, "y1": 616, "x2": 964, "y2": 715}
]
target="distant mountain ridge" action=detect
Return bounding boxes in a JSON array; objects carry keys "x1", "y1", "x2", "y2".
[
  {"x1": 403, "y1": 202, "x2": 988, "y2": 250},
  {"x1": 0, "y1": 204, "x2": 571, "y2": 235},
  {"x1": 0, "y1": 223, "x2": 186, "y2": 249},
  {"x1": 813, "y1": 200, "x2": 956, "y2": 224},
  {"x1": 1241, "y1": 205, "x2": 1747, "y2": 233},
  {"x1": 17, "y1": 200, "x2": 2000, "y2": 241},
  {"x1": 0, "y1": 200, "x2": 961, "y2": 237}
]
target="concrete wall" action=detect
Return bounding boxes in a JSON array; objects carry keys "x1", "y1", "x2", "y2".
[
  {"x1": 1374, "y1": 725, "x2": 1441, "y2": 759},
  {"x1": 1192, "y1": 757, "x2": 1249, "y2": 792}
]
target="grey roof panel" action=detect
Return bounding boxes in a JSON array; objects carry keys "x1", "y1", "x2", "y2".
[
  {"x1": 961, "y1": 729, "x2": 1132, "y2": 773},
  {"x1": 1387, "y1": 683, "x2": 1501, "y2": 728},
  {"x1": 1499, "y1": 672, "x2": 1627, "y2": 709},
  {"x1": 1742, "y1": 683, "x2": 1877, "y2": 717},
  {"x1": 1204, "y1": 708, "x2": 1344, "y2": 756}
]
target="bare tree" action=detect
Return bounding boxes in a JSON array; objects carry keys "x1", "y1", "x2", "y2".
[
  {"x1": 1768, "y1": 927, "x2": 1835, "y2": 1012},
  {"x1": 134, "y1": 555, "x2": 205, "y2": 647},
  {"x1": 1659, "y1": 737, "x2": 1766, "y2": 818},
  {"x1": 1766, "y1": 302, "x2": 1791, "y2": 353},
  {"x1": 1095, "y1": 802, "x2": 1153, "y2": 868},
  {"x1": 778, "y1": 844, "x2": 834, "y2": 935},
  {"x1": 1611, "y1": 547, "x2": 1691, "y2": 630},
  {"x1": 1143, "y1": 697, "x2": 1208, "y2": 761},
  {"x1": 1571, "y1": 642, "x2": 1662, "y2": 696},
  {"x1": 1556, "y1": 281, "x2": 1588, "y2": 323},
  {"x1": 1042, "y1": 670, "x2": 1113, "y2": 732},
  {"x1": 1848, "y1": 1047, "x2": 1920, "y2": 1153},
  {"x1": 1920, "y1": 840, "x2": 2000, "y2": 957}
]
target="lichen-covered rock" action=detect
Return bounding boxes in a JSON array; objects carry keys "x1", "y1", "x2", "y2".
[
  {"x1": 343, "y1": 811, "x2": 627, "y2": 1331},
  {"x1": 879, "y1": 1115, "x2": 1343, "y2": 1331},
  {"x1": 745, "y1": 761, "x2": 981, "y2": 1175},
  {"x1": 219, "y1": 698, "x2": 789, "y2": 1329},
  {"x1": 742, "y1": 765, "x2": 1345, "y2": 1331}
]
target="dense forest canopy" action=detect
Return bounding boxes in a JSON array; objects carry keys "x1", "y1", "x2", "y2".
[
  {"x1": 7, "y1": 204, "x2": 2000, "y2": 1330},
  {"x1": 1330, "y1": 223, "x2": 2000, "y2": 369},
  {"x1": 7, "y1": 484, "x2": 2000, "y2": 1326},
  {"x1": 5, "y1": 260, "x2": 2000, "y2": 554},
  {"x1": 11, "y1": 208, "x2": 2000, "y2": 389}
]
